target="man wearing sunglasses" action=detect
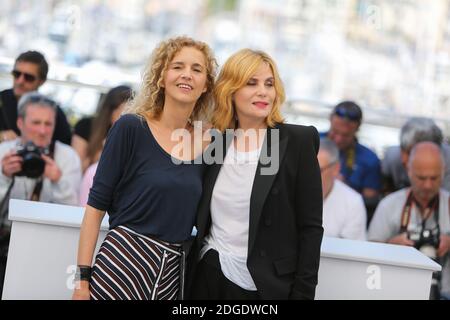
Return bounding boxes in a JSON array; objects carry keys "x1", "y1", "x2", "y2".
[
  {"x1": 0, "y1": 51, "x2": 72, "y2": 145},
  {"x1": 321, "y1": 101, "x2": 382, "y2": 224}
]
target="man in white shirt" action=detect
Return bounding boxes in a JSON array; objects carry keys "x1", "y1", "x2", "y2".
[
  {"x1": 0, "y1": 91, "x2": 81, "y2": 297},
  {"x1": 368, "y1": 142, "x2": 450, "y2": 299},
  {"x1": 0, "y1": 91, "x2": 81, "y2": 207},
  {"x1": 318, "y1": 138, "x2": 367, "y2": 240}
]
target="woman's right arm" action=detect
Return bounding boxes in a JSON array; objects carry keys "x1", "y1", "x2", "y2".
[
  {"x1": 72, "y1": 115, "x2": 133, "y2": 300},
  {"x1": 72, "y1": 205, "x2": 106, "y2": 300}
]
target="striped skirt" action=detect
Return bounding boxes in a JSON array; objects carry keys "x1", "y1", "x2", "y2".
[{"x1": 90, "y1": 226, "x2": 185, "y2": 300}]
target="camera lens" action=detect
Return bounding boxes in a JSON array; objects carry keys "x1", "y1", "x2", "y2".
[
  {"x1": 15, "y1": 141, "x2": 46, "y2": 178},
  {"x1": 21, "y1": 155, "x2": 45, "y2": 178}
]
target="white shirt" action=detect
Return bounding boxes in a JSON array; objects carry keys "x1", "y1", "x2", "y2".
[
  {"x1": 368, "y1": 188, "x2": 450, "y2": 295},
  {"x1": 368, "y1": 189, "x2": 450, "y2": 243},
  {"x1": 201, "y1": 140, "x2": 261, "y2": 291},
  {"x1": 0, "y1": 139, "x2": 82, "y2": 207},
  {"x1": 323, "y1": 180, "x2": 367, "y2": 240}
]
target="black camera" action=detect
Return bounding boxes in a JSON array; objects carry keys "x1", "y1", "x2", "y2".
[
  {"x1": 15, "y1": 141, "x2": 49, "y2": 178},
  {"x1": 408, "y1": 224, "x2": 442, "y2": 300},
  {"x1": 408, "y1": 226, "x2": 440, "y2": 259}
]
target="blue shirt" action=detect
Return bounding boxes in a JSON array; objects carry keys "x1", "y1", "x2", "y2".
[
  {"x1": 88, "y1": 114, "x2": 204, "y2": 243},
  {"x1": 320, "y1": 132, "x2": 381, "y2": 193}
]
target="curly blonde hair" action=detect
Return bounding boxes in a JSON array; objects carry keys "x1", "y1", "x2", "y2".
[{"x1": 125, "y1": 36, "x2": 217, "y2": 121}]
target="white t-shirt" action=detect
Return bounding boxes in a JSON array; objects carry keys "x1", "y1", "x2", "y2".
[
  {"x1": 368, "y1": 188, "x2": 450, "y2": 296},
  {"x1": 201, "y1": 140, "x2": 261, "y2": 291},
  {"x1": 323, "y1": 180, "x2": 367, "y2": 240}
]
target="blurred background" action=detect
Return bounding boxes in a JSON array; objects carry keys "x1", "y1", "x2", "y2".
[{"x1": 0, "y1": 0, "x2": 449, "y2": 156}]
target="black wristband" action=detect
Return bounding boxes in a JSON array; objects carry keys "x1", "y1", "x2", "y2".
[{"x1": 75, "y1": 265, "x2": 92, "y2": 281}]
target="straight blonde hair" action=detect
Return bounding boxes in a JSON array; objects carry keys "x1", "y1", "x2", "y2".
[{"x1": 212, "y1": 49, "x2": 285, "y2": 132}]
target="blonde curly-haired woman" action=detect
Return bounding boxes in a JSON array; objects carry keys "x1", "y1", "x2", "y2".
[{"x1": 73, "y1": 36, "x2": 217, "y2": 300}]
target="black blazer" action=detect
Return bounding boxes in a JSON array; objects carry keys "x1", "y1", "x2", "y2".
[{"x1": 187, "y1": 123, "x2": 323, "y2": 300}]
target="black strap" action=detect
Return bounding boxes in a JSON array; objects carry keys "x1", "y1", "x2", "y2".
[
  {"x1": 400, "y1": 190, "x2": 414, "y2": 233},
  {"x1": 400, "y1": 190, "x2": 440, "y2": 233},
  {"x1": 342, "y1": 146, "x2": 355, "y2": 180},
  {"x1": 0, "y1": 178, "x2": 15, "y2": 230},
  {"x1": 30, "y1": 177, "x2": 43, "y2": 202}
]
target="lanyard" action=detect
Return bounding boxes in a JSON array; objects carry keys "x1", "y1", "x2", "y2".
[
  {"x1": 342, "y1": 146, "x2": 355, "y2": 180},
  {"x1": 400, "y1": 190, "x2": 439, "y2": 233},
  {"x1": 30, "y1": 177, "x2": 44, "y2": 202}
]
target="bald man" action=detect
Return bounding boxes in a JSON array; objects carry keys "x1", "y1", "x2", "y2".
[{"x1": 368, "y1": 142, "x2": 450, "y2": 299}]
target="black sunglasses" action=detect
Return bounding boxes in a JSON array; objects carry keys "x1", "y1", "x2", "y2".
[
  {"x1": 333, "y1": 106, "x2": 361, "y2": 121},
  {"x1": 11, "y1": 69, "x2": 37, "y2": 83}
]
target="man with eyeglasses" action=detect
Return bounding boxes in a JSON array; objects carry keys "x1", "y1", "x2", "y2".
[
  {"x1": 318, "y1": 138, "x2": 366, "y2": 240},
  {"x1": 0, "y1": 91, "x2": 81, "y2": 297},
  {"x1": 368, "y1": 142, "x2": 450, "y2": 300},
  {"x1": 0, "y1": 51, "x2": 72, "y2": 145},
  {"x1": 321, "y1": 101, "x2": 381, "y2": 224}
]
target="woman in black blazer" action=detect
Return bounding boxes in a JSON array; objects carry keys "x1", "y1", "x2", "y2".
[{"x1": 188, "y1": 49, "x2": 323, "y2": 300}]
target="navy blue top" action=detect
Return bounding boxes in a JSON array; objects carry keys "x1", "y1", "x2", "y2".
[
  {"x1": 320, "y1": 132, "x2": 381, "y2": 193},
  {"x1": 88, "y1": 114, "x2": 204, "y2": 243}
]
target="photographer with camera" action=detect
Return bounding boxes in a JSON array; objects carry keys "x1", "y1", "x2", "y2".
[
  {"x1": 0, "y1": 92, "x2": 81, "y2": 296},
  {"x1": 368, "y1": 142, "x2": 450, "y2": 299}
]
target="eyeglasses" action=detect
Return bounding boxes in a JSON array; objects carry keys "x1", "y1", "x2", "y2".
[
  {"x1": 11, "y1": 70, "x2": 37, "y2": 83},
  {"x1": 333, "y1": 106, "x2": 361, "y2": 122}
]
